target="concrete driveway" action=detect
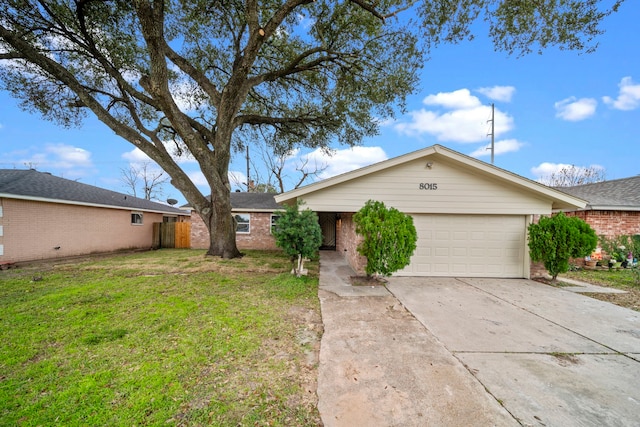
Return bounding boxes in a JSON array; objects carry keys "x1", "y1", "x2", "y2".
[{"x1": 386, "y1": 277, "x2": 640, "y2": 427}]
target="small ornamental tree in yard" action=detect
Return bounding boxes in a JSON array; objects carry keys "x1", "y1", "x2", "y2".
[
  {"x1": 273, "y1": 202, "x2": 322, "y2": 277},
  {"x1": 528, "y1": 212, "x2": 598, "y2": 283},
  {"x1": 354, "y1": 200, "x2": 417, "y2": 278}
]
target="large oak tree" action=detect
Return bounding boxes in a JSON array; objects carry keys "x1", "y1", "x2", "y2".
[{"x1": 0, "y1": 0, "x2": 623, "y2": 258}]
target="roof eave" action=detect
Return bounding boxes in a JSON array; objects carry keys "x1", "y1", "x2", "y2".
[
  {"x1": 0, "y1": 193, "x2": 190, "y2": 216},
  {"x1": 560, "y1": 204, "x2": 640, "y2": 212}
]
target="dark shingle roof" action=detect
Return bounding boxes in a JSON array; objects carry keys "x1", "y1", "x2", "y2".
[
  {"x1": 557, "y1": 175, "x2": 640, "y2": 210},
  {"x1": 230, "y1": 192, "x2": 282, "y2": 210},
  {"x1": 181, "y1": 192, "x2": 282, "y2": 211},
  {"x1": 0, "y1": 169, "x2": 187, "y2": 215}
]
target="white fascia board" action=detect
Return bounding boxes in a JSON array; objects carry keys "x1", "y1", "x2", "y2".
[{"x1": 0, "y1": 193, "x2": 190, "y2": 216}]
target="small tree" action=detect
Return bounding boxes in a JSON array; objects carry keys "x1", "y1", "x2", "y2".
[
  {"x1": 354, "y1": 200, "x2": 417, "y2": 277},
  {"x1": 273, "y1": 202, "x2": 322, "y2": 277},
  {"x1": 528, "y1": 212, "x2": 598, "y2": 283}
]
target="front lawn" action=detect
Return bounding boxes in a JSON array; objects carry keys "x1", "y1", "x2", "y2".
[
  {"x1": 0, "y1": 250, "x2": 322, "y2": 426},
  {"x1": 562, "y1": 267, "x2": 640, "y2": 311}
]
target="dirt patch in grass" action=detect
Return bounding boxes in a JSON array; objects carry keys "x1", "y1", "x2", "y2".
[
  {"x1": 350, "y1": 275, "x2": 388, "y2": 286},
  {"x1": 535, "y1": 273, "x2": 640, "y2": 312},
  {"x1": 580, "y1": 289, "x2": 640, "y2": 312}
]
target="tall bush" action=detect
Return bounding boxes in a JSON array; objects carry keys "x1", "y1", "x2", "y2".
[
  {"x1": 273, "y1": 202, "x2": 322, "y2": 276},
  {"x1": 354, "y1": 200, "x2": 417, "y2": 277},
  {"x1": 528, "y1": 212, "x2": 598, "y2": 282}
]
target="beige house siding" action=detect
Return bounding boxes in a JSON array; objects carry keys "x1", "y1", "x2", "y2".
[
  {"x1": 299, "y1": 157, "x2": 552, "y2": 215},
  {"x1": 0, "y1": 198, "x2": 165, "y2": 263},
  {"x1": 190, "y1": 211, "x2": 279, "y2": 251}
]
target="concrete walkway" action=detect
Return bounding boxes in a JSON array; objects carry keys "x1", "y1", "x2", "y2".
[
  {"x1": 316, "y1": 251, "x2": 516, "y2": 426},
  {"x1": 316, "y1": 251, "x2": 640, "y2": 427}
]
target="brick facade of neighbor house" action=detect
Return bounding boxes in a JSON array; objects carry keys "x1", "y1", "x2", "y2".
[
  {"x1": 189, "y1": 211, "x2": 279, "y2": 250},
  {"x1": 0, "y1": 169, "x2": 188, "y2": 264},
  {"x1": 0, "y1": 198, "x2": 167, "y2": 263},
  {"x1": 565, "y1": 210, "x2": 640, "y2": 238}
]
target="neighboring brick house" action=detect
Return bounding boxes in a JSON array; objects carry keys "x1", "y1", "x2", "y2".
[
  {"x1": 557, "y1": 176, "x2": 640, "y2": 238},
  {"x1": 0, "y1": 169, "x2": 189, "y2": 264},
  {"x1": 187, "y1": 192, "x2": 283, "y2": 251}
]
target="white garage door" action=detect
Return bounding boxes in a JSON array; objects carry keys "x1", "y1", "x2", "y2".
[{"x1": 396, "y1": 214, "x2": 526, "y2": 278}]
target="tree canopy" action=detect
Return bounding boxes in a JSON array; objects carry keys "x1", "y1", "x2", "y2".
[{"x1": 0, "y1": 0, "x2": 623, "y2": 258}]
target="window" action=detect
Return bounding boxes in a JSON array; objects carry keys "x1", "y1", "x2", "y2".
[
  {"x1": 234, "y1": 213, "x2": 250, "y2": 233},
  {"x1": 131, "y1": 212, "x2": 143, "y2": 225},
  {"x1": 271, "y1": 215, "x2": 281, "y2": 234}
]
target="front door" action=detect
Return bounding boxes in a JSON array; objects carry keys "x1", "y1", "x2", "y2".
[{"x1": 318, "y1": 212, "x2": 337, "y2": 250}]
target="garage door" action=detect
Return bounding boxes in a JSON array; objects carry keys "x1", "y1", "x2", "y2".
[{"x1": 396, "y1": 214, "x2": 526, "y2": 277}]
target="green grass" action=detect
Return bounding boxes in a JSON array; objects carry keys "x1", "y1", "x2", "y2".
[
  {"x1": 0, "y1": 250, "x2": 321, "y2": 426},
  {"x1": 564, "y1": 266, "x2": 640, "y2": 289}
]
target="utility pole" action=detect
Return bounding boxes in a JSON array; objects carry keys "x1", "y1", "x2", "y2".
[
  {"x1": 487, "y1": 103, "x2": 495, "y2": 164},
  {"x1": 246, "y1": 145, "x2": 250, "y2": 192}
]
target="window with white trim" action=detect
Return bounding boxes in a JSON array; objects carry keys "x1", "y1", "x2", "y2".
[
  {"x1": 131, "y1": 212, "x2": 143, "y2": 225},
  {"x1": 234, "y1": 213, "x2": 250, "y2": 233},
  {"x1": 270, "y1": 214, "x2": 281, "y2": 234}
]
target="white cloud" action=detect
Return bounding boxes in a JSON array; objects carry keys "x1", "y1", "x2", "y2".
[
  {"x1": 188, "y1": 170, "x2": 208, "y2": 188},
  {"x1": 469, "y1": 139, "x2": 525, "y2": 158},
  {"x1": 476, "y1": 86, "x2": 516, "y2": 102},
  {"x1": 603, "y1": 76, "x2": 640, "y2": 111},
  {"x1": 122, "y1": 143, "x2": 195, "y2": 166},
  {"x1": 23, "y1": 143, "x2": 93, "y2": 172},
  {"x1": 422, "y1": 88, "x2": 481, "y2": 109},
  {"x1": 122, "y1": 147, "x2": 151, "y2": 163},
  {"x1": 554, "y1": 97, "x2": 597, "y2": 121},
  {"x1": 302, "y1": 146, "x2": 388, "y2": 180},
  {"x1": 395, "y1": 88, "x2": 515, "y2": 143}
]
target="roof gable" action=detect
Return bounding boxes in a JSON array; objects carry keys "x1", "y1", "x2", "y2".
[
  {"x1": 276, "y1": 145, "x2": 586, "y2": 212},
  {"x1": 0, "y1": 169, "x2": 187, "y2": 215}
]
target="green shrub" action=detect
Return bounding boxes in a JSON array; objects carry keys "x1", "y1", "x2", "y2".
[
  {"x1": 353, "y1": 200, "x2": 417, "y2": 277},
  {"x1": 273, "y1": 202, "x2": 322, "y2": 276},
  {"x1": 528, "y1": 212, "x2": 598, "y2": 282}
]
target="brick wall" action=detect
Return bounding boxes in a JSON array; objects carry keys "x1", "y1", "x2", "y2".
[
  {"x1": 189, "y1": 210, "x2": 278, "y2": 250},
  {"x1": 565, "y1": 210, "x2": 640, "y2": 238},
  {"x1": 0, "y1": 198, "x2": 166, "y2": 263},
  {"x1": 335, "y1": 212, "x2": 367, "y2": 274}
]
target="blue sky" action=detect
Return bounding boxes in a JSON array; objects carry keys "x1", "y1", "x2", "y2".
[{"x1": 1, "y1": 3, "x2": 639, "y2": 205}]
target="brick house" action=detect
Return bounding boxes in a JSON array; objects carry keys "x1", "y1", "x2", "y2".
[
  {"x1": 276, "y1": 145, "x2": 586, "y2": 278},
  {"x1": 188, "y1": 192, "x2": 283, "y2": 251},
  {"x1": 0, "y1": 169, "x2": 189, "y2": 264},
  {"x1": 557, "y1": 176, "x2": 640, "y2": 238}
]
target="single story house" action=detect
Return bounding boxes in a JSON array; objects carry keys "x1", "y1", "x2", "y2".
[
  {"x1": 275, "y1": 145, "x2": 587, "y2": 278},
  {"x1": 556, "y1": 176, "x2": 640, "y2": 238},
  {"x1": 188, "y1": 192, "x2": 283, "y2": 251},
  {"x1": 0, "y1": 169, "x2": 189, "y2": 264}
]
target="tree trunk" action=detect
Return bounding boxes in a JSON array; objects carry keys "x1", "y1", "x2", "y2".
[{"x1": 200, "y1": 189, "x2": 241, "y2": 259}]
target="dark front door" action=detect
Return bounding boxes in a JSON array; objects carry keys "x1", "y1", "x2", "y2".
[{"x1": 318, "y1": 212, "x2": 337, "y2": 250}]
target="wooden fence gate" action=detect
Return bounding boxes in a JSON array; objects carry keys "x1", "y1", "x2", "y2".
[{"x1": 153, "y1": 222, "x2": 191, "y2": 249}]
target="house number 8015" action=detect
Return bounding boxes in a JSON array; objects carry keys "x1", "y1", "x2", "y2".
[{"x1": 419, "y1": 183, "x2": 438, "y2": 190}]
